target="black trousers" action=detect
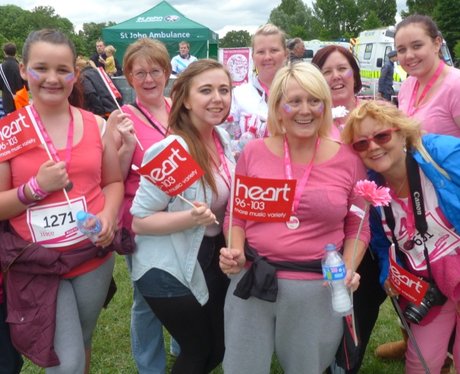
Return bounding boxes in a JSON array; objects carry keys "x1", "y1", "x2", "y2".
[
  {"x1": 143, "y1": 234, "x2": 229, "y2": 374},
  {"x1": 0, "y1": 297, "x2": 23, "y2": 374},
  {"x1": 346, "y1": 249, "x2": 387, "y2": 374}
]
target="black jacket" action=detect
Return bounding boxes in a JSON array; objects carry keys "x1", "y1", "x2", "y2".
[
  {"x1": 79, "y1": 66, "x2": 119, "y2": 117},
  {"x1": 0, "y1": 57, "x2": 25, "y2": 115}
]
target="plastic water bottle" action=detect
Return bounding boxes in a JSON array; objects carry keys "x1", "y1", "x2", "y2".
[
  {"x1": 238, "y1": 127, "x2": 257, "y2": 152},
  {"x1": 321, "y1": 243, "x2": 352, "y2": 315},
  {"x1": 76, "y1": 211, "x2": 102, "y2": 243}
]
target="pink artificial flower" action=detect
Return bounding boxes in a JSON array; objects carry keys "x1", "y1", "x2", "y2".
[{"x1": 354, "y1": 180, "x2": 391, "y2": 207}]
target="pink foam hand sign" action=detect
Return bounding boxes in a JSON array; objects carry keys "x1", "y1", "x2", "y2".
[
  {"x1": 0, "y1": 107, "x2": 42, "y2": 163},
  {"x1": 137, "y1": 139, "x2": 204, "y2": 196},
  {"x1": 232, "y1": 174, "x2": 296, "y2": 222}
]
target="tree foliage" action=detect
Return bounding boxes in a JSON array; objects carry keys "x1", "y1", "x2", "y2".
[
  {"x1": 313, "y1": 0, "x2": 360, "y2": 39},
  {"x1": 357, "y1": 0, "x2": 396, "y2": 27},
  {"x1": 269, "y1": 0, "x2": 319, "y2": 40},
  {"x1": 433, "y1": 0, "x2": 460, "y2": 59},
  {"x1": 219, "y1": 30, "x2": 252, "y2": 48},
  {"x1": 402, "y1": 0, "x2": 437, "y2": 17}
]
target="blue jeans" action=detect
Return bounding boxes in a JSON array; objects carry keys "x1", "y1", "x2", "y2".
[{"x1": 126, "y1": 256, "x2": 167, "y2": 374}]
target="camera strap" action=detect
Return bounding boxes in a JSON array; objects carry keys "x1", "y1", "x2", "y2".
[{"x1": 383, "y1": 152, "x2": 434, "y2": 280}]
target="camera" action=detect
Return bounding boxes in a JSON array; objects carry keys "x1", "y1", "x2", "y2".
[{"x1": 404, "y1": 283, "x2": 447, "y2": 324}]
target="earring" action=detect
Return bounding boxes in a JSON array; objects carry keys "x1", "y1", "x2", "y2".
[{"x1": 403, "y1": 145, "x2": 407, "y2": 153}]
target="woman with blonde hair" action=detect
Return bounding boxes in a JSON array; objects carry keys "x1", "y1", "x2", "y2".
[
  {"x1": 343, "y1": 100, "x2": 460, "y2": 374},
  {"x1": 230, "y1": 23, "x2": 289, "y2": 141},
  {"x1": 220, "y1": 62, "x2": 369, "y2": 373}
]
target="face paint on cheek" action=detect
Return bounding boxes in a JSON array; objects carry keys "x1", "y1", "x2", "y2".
[
  {"x1": 64, "y1": 72, "x2": 75, "y2": 82},
  {"x1": 282, "y1": 103, "x2": 292, "y2": 113},
  {"x1": 312, "y1": 102, "x2": 324, "y2": 115},
  {"x1": 27, "y1": 67, "x2": 40, "y2": 81},
  {"x1": 344, "y1": 69, "x2": 353, "y2": 79}
]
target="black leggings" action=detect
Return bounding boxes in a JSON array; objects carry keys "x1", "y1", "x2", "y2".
[{"x1": 143, "y1": 235, "x2": 229, "y2": 374}]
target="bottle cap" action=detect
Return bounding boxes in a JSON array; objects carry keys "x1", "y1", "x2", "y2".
[
  {"x1": 324, "y1": 243, "x2": 336, "y2": 251},
  {"x1": 226, "y1": 115, "x2": 234, "y2": 122},
  {"x1": 76, "y1": 211, "x2": 87, "y2": 221}
]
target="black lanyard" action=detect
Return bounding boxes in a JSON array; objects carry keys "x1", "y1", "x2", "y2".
[{"x1": 383, "y1": 152, "x2": 434, "y2": 279}]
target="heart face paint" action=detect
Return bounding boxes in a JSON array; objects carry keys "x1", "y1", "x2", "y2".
[
  {"x1": 282, "y1": 103, "x2": 292, "y2": 113},
  {"x1": 64, "y1": 72, "x2": 75, "y2": 82},
  {"x1": 27, "y1": 67, "x2": 41, "y2": 81},
  {"x1": 312, "y1": 102, "x2": 324, "y2": 115}
]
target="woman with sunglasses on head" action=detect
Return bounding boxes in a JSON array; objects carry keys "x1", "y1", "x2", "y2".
[
  {"x1": 107, "y1": 38, "x2": 173, "y2": 373},
  {"x1": 313, "y1": 45, "x2": 387, "y2": 373},
  {"x1": 343, "y1": 100, "x2": 460, "y2": 374},
  {"x1": 220, "y1": 62, "x2": 369, "y2": 374},
  {"x1": 396, "y1": 14, "x2": 460, "y2": 137}
]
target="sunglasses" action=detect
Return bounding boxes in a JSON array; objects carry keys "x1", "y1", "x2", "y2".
[{"x1": 351, "y1": 128, "x2": 400, "y2": 152}]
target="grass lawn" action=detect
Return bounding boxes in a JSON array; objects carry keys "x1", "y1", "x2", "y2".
[{"x1": 22, "y1": 255, "x2": 405, "y2": 373}]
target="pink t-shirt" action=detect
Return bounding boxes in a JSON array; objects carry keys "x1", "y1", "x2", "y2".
[
  {"x1": 9, "y1": 109, "x2": 109, "y2": 278},
  {"x1": 398, "y1": 67, "x2": 460, "y2": 137},
  {"x1": 120, "y1": 104, "x2": 167, "y2": 232},
  {"x1": 224, "y1": 138, "x2": 370, "y2": 280}
]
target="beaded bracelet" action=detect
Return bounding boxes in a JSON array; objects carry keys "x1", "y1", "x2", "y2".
[
  {"x1": 28, "y1": 176, "x2": 49, "y2": 200},
  {"x1": 17, "y1": 183, "x2": 36, "y2": 205}
]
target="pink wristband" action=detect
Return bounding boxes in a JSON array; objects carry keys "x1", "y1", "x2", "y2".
[
  {"x1": 28, "y1": 176, "x2": 49, "y2": 200},
  {"x1": 17, "y1": 184, "x2": 35, "y2": 205}
]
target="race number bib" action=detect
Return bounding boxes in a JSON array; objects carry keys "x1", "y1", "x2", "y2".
[
  {"x1": 27, "y1": 197, "x2": 87, "y2": 248},
  {"x1": 399, "y1": 212, "x2": 460, "y2": 271}
]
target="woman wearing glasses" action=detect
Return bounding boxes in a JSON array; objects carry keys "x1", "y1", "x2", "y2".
[
  {"x1": 107, "y1": 38, "x2": 172, "y2": 374},
  {"x1": 342, "y1": 100, "x2": 460, "y2": 374}
]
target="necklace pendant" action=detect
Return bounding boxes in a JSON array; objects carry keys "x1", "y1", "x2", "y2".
[
  {"x1": 286, "y1": 216, "x2": 300, "y2": 230},
  {"x1": 65, "y1": 181, "x2": 73, "y2": 192}
]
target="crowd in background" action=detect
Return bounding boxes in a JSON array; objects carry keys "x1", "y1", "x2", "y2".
[{"x1": 0, "y1": 12, "x2": 460, "y2": 374}]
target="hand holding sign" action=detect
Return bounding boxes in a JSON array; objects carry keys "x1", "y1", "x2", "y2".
[
  {"x1": 135, "y1": 139, "x2": 219, "y2": 225},
  {"x1": 190, "y1": 201, "x2": 217, "y2": 226}
]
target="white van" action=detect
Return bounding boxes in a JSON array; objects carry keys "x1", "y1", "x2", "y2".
[
  {"x1": 304, "y1": 40, "x2": 351, "y2": 63},
  {"x1": 353, "y1": 26, "x2": 453, "y2": 97}
]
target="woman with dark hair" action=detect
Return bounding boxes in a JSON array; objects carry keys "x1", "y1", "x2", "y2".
[
  {"x1": 312, "y1": 45, "x2": 362, "y2": 139},
  {"x1": 0, "y1": 29, "x2": 123, "y2": 373},
  {"x1": 130, "y1": 59, "x2": 234, "y2": 373},
  {"x1": 396, "y1": 14, "x2": 460, "y2": 137},
  {"x1": 313, "y1": 45, "x2": 387, "y2": 373}
]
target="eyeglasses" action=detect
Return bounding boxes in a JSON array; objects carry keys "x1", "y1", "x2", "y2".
[
  {"x1": 351, "y1": 128, "x2": 400, "y2": 152},
  {"x1": 132, "y1": 69, "x2": 164, "y2": 81}
]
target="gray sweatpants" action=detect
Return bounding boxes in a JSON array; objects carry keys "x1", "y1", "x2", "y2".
[
  {"x1": 46, "y1": 255, "x2": 115, "y2": 374},
  {"x1": 223, "y1": 270, "x2": 343, "y2": 374}
]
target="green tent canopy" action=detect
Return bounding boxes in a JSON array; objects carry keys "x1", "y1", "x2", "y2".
[{"x1": 102, "y1": 0, "x2": 219, "y2": 65}]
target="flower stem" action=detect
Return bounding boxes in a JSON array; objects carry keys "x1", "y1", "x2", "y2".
[{"x1": 351, "y1": 202, "x2": 369, "y2": 273}]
